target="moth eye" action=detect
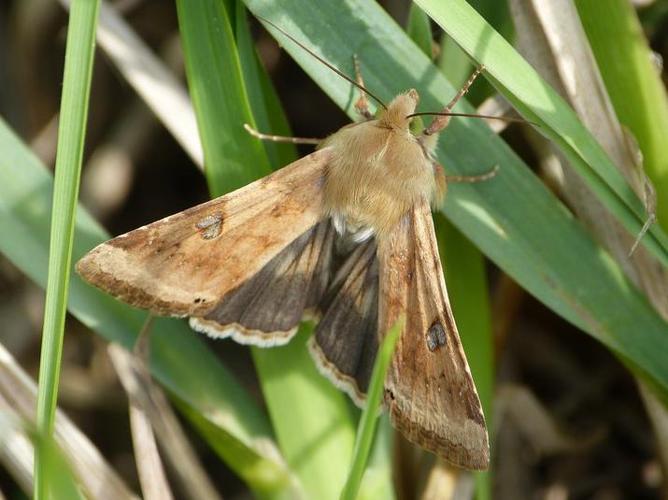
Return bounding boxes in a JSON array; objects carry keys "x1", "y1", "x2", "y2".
[
  {"x1": 196, "y1": 213, "x2": 224, "y2": 240},
  {"x1": 426, "y1": 321, "x2": 447, "y2": 352}
]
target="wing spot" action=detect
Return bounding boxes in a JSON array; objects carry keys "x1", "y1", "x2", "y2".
[
  {"x1": 426, "y1": 320, "x2": 447, "y2": 352},
  {"x1": 196, "y1": 212, "x2": 224, "y2": 240}
]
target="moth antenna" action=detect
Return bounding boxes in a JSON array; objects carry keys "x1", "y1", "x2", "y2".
[
  {"x1": 407, "y1": 111, "x2": 537, "y2": 126},
  {"x1": 243, "y1": 123, "x2": 322, "y2": 145},
  {"x1": 257, "y1": 15, "x2": 387, "y2": 111},
  {"x1": 423, "y1": 65, "x2": 485, "y2": 136}
]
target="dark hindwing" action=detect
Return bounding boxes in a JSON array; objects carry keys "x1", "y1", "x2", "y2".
[
  {"x1": 309, "y1": 238, "x2": 379, "y2": 406},
  {"x1": 191, "y1": 221, "x2": 334, "y2": 345},
  {"x1": 378, "y1": 198, "x2": 489, "y2": 470}
]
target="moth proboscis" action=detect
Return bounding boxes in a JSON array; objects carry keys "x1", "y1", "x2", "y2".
[{"x1": 76, "y1": 20, "x2": 512, "y2": 470}]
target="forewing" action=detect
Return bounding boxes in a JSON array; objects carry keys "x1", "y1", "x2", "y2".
[
  {"x1": 378, "y1": 198, "x2": 489, "y2": 470},
  {"x1": 77, "y1": 149, "x2": 332, "y2": 317}
]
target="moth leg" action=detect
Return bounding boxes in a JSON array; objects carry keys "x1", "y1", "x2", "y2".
[
  {"x1": 353, "y1": 54, "x2": 374, "y2": 120},
  {"x1": 423, "y1": 65, "x2": 485, "y2": 136},
  {"x1": 243, "y1": 123, "x2": 322, "y2": 145},
  {"x1": 446, "y1": 164, "x2": 499, "y2": 184}
]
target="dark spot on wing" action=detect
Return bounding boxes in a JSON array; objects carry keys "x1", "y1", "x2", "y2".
[
  {"x1": 426, "y1": 320, "x2": 447, "y2": 352},
  {"x1": 196, "y1": 212, "x2": 224, "y2": 240}
]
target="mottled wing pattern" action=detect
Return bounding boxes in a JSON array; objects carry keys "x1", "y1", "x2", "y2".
[
  {"x1": 378, "y1": 198, "x2": 489, "y2": 470},
  {"x1": 77, "y1": 149, "x2": 332, "y2": 319},
  {"x1": 308, "y1": 238, "x2": 379, "y2": 406}
]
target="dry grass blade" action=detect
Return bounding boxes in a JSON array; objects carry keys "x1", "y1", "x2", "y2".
[
  {"x1": 509, "y1": 0, "x2": 668, "y2": 292},
  {"x1": 128, "y1": 404, "x2": 174, "y2": 500},
  {"x1": 108, "y1": 344, "x2": 174, "y2": 500},
  {"x1": 107, "y1": 334, "x2": 222, "y2": 500},
  {"x1": 0, "y1": 343, "x2": 138, "y2": 499},
  {"x1": 420, "y1": 462, "x2": 473, "y2": 500},
  {"x1": 58, "y1": 0, "x2": 203, "y2": 167},
  {"x1": 476, "y1": 95, "x2": 515, "y2": 134},
  {"x1": 0, "y1": 408, "x2": 35, "y2": 493},
  {"x1": 509, "y1": 0, "x2": 668, "y2": 473}
]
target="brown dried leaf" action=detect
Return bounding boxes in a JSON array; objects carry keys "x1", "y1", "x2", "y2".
[{"x1": 108, "y1": 333, "x2": 222, "y2": 500}]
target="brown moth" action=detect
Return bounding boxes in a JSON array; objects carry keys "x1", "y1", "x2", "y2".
[{"x1": 77, "y1": 27, "x2": 498, "y2": 470}]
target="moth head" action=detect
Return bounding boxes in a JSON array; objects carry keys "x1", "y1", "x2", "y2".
[{"x1": 378, "y1": 89, "x2": 419, "y2": 130}]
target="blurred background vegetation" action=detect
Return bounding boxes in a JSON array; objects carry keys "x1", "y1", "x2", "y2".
[{"x1": 1, "y1": 0, "x2": 668, "y2": 498}]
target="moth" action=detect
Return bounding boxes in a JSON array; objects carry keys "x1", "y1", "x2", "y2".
[{"x1": 77, "y1": 23, "x2": 503, "y2": 470}]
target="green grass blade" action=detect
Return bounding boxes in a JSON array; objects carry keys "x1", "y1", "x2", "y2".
[
  {"x1": 34, "y1": 1, "x2": 100, "y2": 497},
  {"x1": 232, "y1": 0, "x2": 297, "y2": 167},
  {"x1": 340, "y1": 318, "x2": 403, "y2": 500},
  {"x1": 241, "y1": 0, "x2": 668, "y2": 398},
  {"x1": 438, "y1": 0, "x2": 512, "y2": 103},
  {"x1": 176, "y1": 2, "x2": 356, "y2": 497},
  {"x1": 252, "y1": 327, "x2": 356, "y2": 499},
  {"x1": 172, "y1": 399, "x2": 301, "y2": 499},
  {"x1": 407, "y1": 4, "x2": 433, "y2": 57},
  {"x1": 176, "y1": 0, "x2": 271, "y2": 194},
  {"x1": 575, "y1": 0, "x2": 668, "y2": 230},
  {"x1": 36, "y1": 433, "x2": 85, "y2": 500},
  {"x1": 0, "y1": 118, "x2": 297, "y2": 496},
  {"x1": 416, "y1": 0, "x2": 668, "y2": 267},
  {"x1": 356, "y1": 415, "x2": 394, "y2": 500}
]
